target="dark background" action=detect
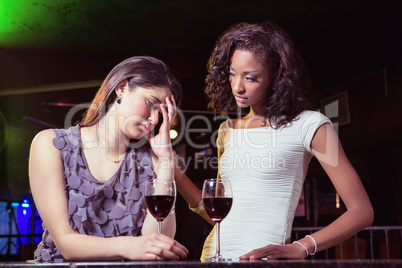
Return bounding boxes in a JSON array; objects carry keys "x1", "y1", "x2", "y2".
[{"x1": 0, "y1": 0, "x2": 401, "y2": 259}]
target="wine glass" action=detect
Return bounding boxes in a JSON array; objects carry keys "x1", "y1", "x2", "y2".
[
  {"x1": 202, "y1": 178, "x2": 233, "y2": 262},
  {"x1": 145, "y1": 179, "x2": 176, "y2": 233}
]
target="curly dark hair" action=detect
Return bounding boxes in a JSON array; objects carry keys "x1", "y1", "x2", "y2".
[{"x1": 205, "y1": 21, "x2": 312, "y2": 128}]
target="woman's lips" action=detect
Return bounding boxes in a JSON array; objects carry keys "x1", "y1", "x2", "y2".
[
  {"x1": 140, "y1": 124, "x2": 150, "y2": 133},
  {"x1": 234, "y1": 95, "x2": 247, "y2": 103}
]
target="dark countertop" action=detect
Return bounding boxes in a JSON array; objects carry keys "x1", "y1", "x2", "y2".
[{"x1": 1, "y1": 260, "x2": 402, "y2": 268}]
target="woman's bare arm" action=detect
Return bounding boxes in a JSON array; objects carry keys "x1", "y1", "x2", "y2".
[
  {"x1": 29, "y1": 129, "x2": 187, "y2": 260},
  {"x1": 239, "y1": 123, "x2": 373, "y2": 260}
]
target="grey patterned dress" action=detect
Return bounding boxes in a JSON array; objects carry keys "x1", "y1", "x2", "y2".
[{"x1": 34, "y1": 125, "x2": 155, "y2": 262}]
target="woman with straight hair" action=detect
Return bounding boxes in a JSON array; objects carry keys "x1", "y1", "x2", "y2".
[{"x1": 29, "y1": 56, "x2": 188, "y2": 262}]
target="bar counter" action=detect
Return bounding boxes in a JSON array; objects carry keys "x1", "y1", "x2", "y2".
[{"x1": 1, "y1": 260, "x2": 402, "y2": 268}]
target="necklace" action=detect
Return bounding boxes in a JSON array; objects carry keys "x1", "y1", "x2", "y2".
[
  {"x1": 96, "y1": 146, "x2": 125, "y2": 163},
  {"x1": 88, "y1": 124, "x2": 126, "y2": 163}
]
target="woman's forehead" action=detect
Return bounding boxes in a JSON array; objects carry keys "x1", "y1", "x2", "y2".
[{"x1": 135, "y1": 86, "x2": 172, "y2": 100}]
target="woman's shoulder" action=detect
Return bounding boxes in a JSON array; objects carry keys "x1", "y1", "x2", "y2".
[
  {"x1": 32, "y1": 125, "x2": 81, "y2": 150},
  {"x1": 32, "y1": 129, "x2": 57, "y2": 146},
  {"x1": 33, "y1": 125, "x2": 80, "y2": 138},
  {"x1": 294, "y1": 110, "x2": 331, "y2": 125},
  {"x1": 219, "y1": 119, "x2": 230, "y2": 129},
  {"x1": 30, "y1": 129, "x2": 59, "y2": 158},
  {"x1": 219, "y1": 118, "x2": 236, "y2": 129}
]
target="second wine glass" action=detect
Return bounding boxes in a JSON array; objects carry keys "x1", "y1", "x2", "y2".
[
  {"x1": 145, "y1": 179, "x2": 176, "y2": 233},
  {"x1": 202, "y1": 178, "x2": 233, "y2": 262}
]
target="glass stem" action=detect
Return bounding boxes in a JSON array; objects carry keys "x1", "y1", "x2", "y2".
[
  {"x1": 158, "y1": 221, "x2": 162, "y2": 233},
  {"x1": 216, "y1": 221, "x2": 221, "y2": 258}
]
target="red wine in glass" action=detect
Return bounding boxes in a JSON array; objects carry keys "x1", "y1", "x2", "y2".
[
  {"x1": 202, "y1": 197, "x2": 232, "y2": 223},
  {"x1": 145, "y1": 195, "x2": 175, "y2": 221},
  {"x1": 202, "y1": 178, "x2": 233, "y2": 262},
  {"x1": 145, "y1": 180, "x2": 176, "y2": 233}
]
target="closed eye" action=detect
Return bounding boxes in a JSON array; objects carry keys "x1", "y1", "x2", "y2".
[
  {"x1": 147, "y1": 100, "x2": 162, "y2": 115},
  {"x1": 147, "y1": 100, "x2": 155, "y2": 107}
]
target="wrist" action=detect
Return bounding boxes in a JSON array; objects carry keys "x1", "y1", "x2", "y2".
[
  {"x1": 189, "y1": 200, "x2": 204, "y2": 214},
  {"x1": 114, "y1": 236, "x2": 131, "y2": 259},
  {"x1": 157, "y1": 150, "x2": 174, "y2": 161},
  {"x1": 292, "y1": 235, "x2": 318, "y2": 259},
  {"x1": 305, "y1": 235, "x2": 317, "y2": 255},
  {"x1": 292, "y1": 241, "x2": 309, "y2": 258}
]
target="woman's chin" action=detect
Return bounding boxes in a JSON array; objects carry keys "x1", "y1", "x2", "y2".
[
  {"x1": 236, "y1": 102, "x2": 250, "y2": 108},
  {"x1": 123, "y1": 128, "x2": 146, "y2": 141}
]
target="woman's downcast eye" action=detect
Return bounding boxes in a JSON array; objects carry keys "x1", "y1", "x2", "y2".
[
  {"x1": 147, "y1": 100, "x2": 162, "y2": 115},
  {"x1": 246, "y1": 76, "x2": 257, "y2": 82},
  {"x1": 147, "y1": 100, "x2": 156, "y2": 108},
  {"x1": 228, "y1": 71, "x2": 257, "y2": 82}
]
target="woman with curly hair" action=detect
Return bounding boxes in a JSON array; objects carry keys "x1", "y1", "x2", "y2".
[
  {"x1": 179, "y1": 21, "x2": 373, "y2": 261},
  {"x1": 205, "y1": 22, "x2": 312, "y2": 128}
]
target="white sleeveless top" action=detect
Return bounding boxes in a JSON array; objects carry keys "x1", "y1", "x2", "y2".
[{"x1": 201, "y1": 110, "x2": 331, "y2": 261}]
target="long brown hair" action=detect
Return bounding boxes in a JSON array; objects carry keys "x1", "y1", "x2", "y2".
[
  {"x1": 80, "y1": 56, "x2": 182, "y2": 127},
  {"x1": 205, "y1": 21, "x2": 312, "y2": 128}
]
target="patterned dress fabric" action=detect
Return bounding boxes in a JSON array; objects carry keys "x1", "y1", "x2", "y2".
[{"x1": 34, "y1": 125, "x2": 154, "y2": 262}]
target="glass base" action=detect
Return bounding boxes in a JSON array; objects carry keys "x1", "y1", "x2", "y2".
[{"x1": 204, "y1": 256, "x2": 233, "y2": 262}]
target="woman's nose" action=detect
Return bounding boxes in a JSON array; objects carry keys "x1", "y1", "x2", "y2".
[
  {"x1": 149, "y1": 109, "x2": 159, "y2": 125},
  {"x1": 231, "y1": 76, "x2": 244, "y2": 94}
]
